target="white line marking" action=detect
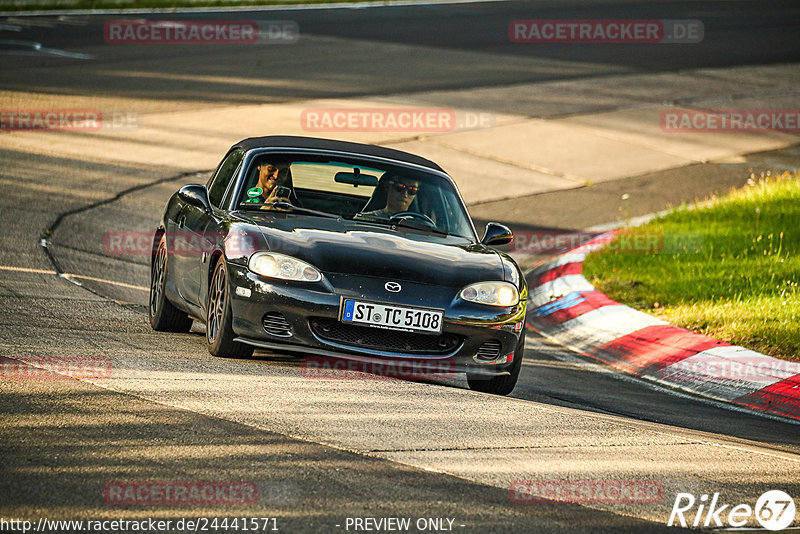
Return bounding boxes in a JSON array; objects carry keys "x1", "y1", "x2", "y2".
[
  {"x1": 0, "y1": 39, "x2": 92, "y2": 59},
  {"x1": 62, "y1": 273, "x2": 148, "y2": 291},
  {"x1": 0, "y1": 265, "x2": 57, "y2": 275},
  {"x1": 0, "y1": 264, "x2": 147, "y2": 291}
]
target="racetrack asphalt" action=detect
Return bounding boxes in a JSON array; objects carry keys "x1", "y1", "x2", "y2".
[{"x1": 2, "y1": 2, "x2": 800, "y2": 531}]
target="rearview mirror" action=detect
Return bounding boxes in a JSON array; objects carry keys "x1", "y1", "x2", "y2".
[
  {"x1": 335, "y1": 171, "x2": 378, "y2": 187},
  {"x1": 482, "y1": 222, "x2": 514, "y2": 246},
  {"x1": 178, "y1": 184, "x2": 212, "y2": 214}
]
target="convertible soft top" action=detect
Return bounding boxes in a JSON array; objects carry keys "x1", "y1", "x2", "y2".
[{"x1": 233, "y1": 135, "x2": 445, "y2": 172}]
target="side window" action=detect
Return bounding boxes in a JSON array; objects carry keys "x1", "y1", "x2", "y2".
[{"x1": 207, "y1": 149, "x2": 244, "y2": 208}]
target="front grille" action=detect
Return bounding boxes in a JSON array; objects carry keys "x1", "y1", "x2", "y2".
[
  {"x1": 309, "y1": 318, "x2": 462, "y2": 355},
  {"x1": 475, "y1": 340, "x2": 502, "y2": 361},
  {"x1": 263, "y1": 312, "x2": 292, "y2": 337}
]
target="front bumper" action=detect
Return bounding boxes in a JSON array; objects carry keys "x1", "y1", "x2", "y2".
[{"x1": 226, "y1": 262, "x2": 526, "y2": 374}]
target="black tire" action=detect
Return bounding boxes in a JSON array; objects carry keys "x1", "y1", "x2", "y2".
[
  {"x1": 149, "y1": 234, "x2": 193, "y2": 332},
  {"x1": 206, "y1": 258, "x2": 254, "y2": 358},
  {"x1": 467, "y1": 330, "x2": 526, "y2": 395}
]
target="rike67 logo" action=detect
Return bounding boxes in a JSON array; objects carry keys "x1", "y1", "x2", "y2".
[{"x1": 668, "y1": 490, "x2": 796, "y2": 531}]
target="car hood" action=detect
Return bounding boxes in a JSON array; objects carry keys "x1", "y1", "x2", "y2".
[{"x1": 234, "y1": 213, "x2": 506, "y2": 287}]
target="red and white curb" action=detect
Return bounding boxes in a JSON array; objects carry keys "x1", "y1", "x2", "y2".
[{"x1": 525, "y1": 232, "x2": 800, "y2": 422}]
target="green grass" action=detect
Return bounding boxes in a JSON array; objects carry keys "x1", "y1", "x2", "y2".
[
  {"x1": 0, "y1": 0, "x2": 373, "y2": 11},
  {"x1": 583, "y1": 171, "x2": 800, "y2": 361}
]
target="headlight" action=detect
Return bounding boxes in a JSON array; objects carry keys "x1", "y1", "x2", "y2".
[
  {"x1": 459, "y1": 281, "x2": 519, "y2": 307},
  {"x1": 248, "y1": 252, "x2": 322, "y2": 282}
]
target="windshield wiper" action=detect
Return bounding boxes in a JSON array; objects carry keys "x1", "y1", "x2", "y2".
[
  {"x1": 352, "y1": 213, "x2": 450, "y2": 236},
  {"x1": 266, "y1": 201, "x2": 340, "y2": 219},
  {"x1": 388, "y1": 216, "x2": 450, "y2": 236}
]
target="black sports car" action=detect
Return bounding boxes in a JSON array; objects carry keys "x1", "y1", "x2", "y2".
[{"x1": 149, "y1": 136, "x2": 527, "y2": 395}]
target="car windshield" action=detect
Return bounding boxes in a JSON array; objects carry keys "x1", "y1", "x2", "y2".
[{"x1": 236, "y1": 154, "x2": 476, "y2": 239}]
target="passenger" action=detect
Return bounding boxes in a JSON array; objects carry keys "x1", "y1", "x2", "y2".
[{"x1": 246, "y1": 161, "x2": 292, "y2": 204}]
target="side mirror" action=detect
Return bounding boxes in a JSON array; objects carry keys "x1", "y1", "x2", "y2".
[
  {"x1": 481, "y1": 222, "x2": 514, "y2": 246},
  {"x1": 178, "y1": 184, "x2": 212, "y2": 214}
]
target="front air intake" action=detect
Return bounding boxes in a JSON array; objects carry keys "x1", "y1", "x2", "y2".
[
  {"x1": 262, "y1": 312, "x2": 292, "y2": 337},
  {"x1": 475, "y1": 340, "x2": 502, "y2": 361},
  {"x1": 309, "y1": 318, "x2": 462, "y2": 355}
]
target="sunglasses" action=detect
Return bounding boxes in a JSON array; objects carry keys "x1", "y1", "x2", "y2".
[{"x1": 391, "y1": 183, "x2": 418, "y2": 196}]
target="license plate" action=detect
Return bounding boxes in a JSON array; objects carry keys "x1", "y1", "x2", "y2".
[{"x1": 341, "y1": 300, "x2": 444, "y2": 334}]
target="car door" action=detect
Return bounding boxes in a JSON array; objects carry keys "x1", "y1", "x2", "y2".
[{"x1": 175, "y1": 149, "x2": 244, "y2": 307}]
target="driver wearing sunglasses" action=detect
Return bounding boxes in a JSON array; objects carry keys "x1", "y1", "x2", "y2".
[{"x1": 361, "y1": 177, "x2": 420, "y2": 218}]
